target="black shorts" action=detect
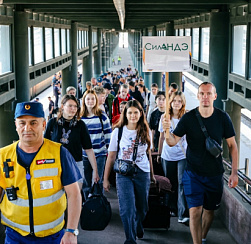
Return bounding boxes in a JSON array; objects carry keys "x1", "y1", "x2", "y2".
[{"x1": 182, "y1": 170, "x2": 224, "y2": 210}]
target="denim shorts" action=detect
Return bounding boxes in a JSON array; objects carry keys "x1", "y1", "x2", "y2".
[{"x1": 182, "y1": 170, "x2": 223, "y2": 210}]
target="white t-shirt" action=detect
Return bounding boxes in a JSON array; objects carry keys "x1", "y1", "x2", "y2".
[
  {"x1": 159, "y1": 117, "x2": 187, "y2": 161},
  {"x1": 108, "y1": 125, "x2": 152, "y2": 172}
]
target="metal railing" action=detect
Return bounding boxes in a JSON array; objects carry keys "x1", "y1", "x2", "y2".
[{"x1": 223, "y1": 158, "x2": 251, "y2": 204}]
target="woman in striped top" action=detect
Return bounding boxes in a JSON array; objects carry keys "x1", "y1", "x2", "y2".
[{"x1": 80, "y1": 90, "x2": 112, "y2": 196}]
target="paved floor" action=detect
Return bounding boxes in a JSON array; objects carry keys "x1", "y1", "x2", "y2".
[
  {"x1": 77, "y1": 188, "x2": 236, "y2": 244},
  {"x1": 108, "y1": 46, "x2": 136, "y2": 73}
]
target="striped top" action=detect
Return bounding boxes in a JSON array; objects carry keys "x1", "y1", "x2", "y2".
[{"x1": 81, "y1": 112, "x2": 112, "y2": 157}]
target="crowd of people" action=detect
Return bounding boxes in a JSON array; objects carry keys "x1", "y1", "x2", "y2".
[{"x1": 0, "y1": 64, "x2": 239, "y2": 244}]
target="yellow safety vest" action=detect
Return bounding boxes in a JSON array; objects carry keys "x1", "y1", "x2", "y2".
[{"x1": 0, "y1": 139, "x2": 67, "y2": 237}]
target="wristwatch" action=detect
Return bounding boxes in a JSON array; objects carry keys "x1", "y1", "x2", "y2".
[{"x1": 65, "y1": 228, "x2": 79, "y2": 236}]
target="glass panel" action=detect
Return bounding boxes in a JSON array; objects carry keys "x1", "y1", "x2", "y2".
[
  {"x1": 93, "y1": 31, "x2": 97, "y2": 44},
  {"x1": 28, "y1": 27, "x2": 32, "y2": 66},
  {"x1": 185, "y1": 28, "x2": 191, "y2": 36},
  {"x1": 0, "y1": 25, "x2": 11, "y2": 74},
  {"x1": 54, "y1": 28, "x2": 60, "y2": 57},
  {"x1": 67, "y1": 29, "x2": 70, "y2": 52},
  {"x1": 82, "y1": 31, "x2": 85, "y2": 48},
  {"x1": 179, "y1": 29, "x2": 184, "y2": 36},
  {"x1": 61, "y1": 29, "x2": 66, "y2": 54},
  {"x1": 34, "y1": 27, "x2": 43, "y2": 64},
  {"x1": 175, "y1": 29, "x2": 178, "y2": 36},
  {"x1": 192, "y1": 28, "x2": 199, "y2": 60},
  {"x1": 78, "y1": 30, "x2": 81, "y2": 49},
  {"x1": 201, "y1": 27, "x2": 210, "y2": 64},
  {"x1": 233, "y1": 25, "x2": 247, "y2": 76},
  {"x1": 45, "y1": 28, "x2": 53, "y2": 60}
]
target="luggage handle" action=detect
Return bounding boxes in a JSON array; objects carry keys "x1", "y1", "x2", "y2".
[{"x1": 90, "y1": 183, "x2": 103, "y2": 196}]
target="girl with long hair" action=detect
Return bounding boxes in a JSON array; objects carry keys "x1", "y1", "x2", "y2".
[
  {"x1": 44, "y1": 94, "x2": 99, "y2": 190},
  {"x1": 103, "y1": 100, "x2": 155, "y2": 244},
  {"x1": 80, "y1": 90, "x2": 112, "y2": 196},
  {"x1": 158, "y1": 91, "x2": 189, "y2": 223}
]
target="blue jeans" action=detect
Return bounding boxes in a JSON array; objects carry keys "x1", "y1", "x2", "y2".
[
  {"x1": 116, "y1": 167, "x2": 150, "y2": 244},
  {"x1": 161, "y1": 158, "x2": 188, "y2": 219},
  {"x1": 82, "y1": 155, "x2": 106, "y2": 196},
  {"x1": 5, "y1": 227, "x2": 64, "y2": 244}
]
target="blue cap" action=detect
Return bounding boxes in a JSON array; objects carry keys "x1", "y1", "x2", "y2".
[
  {"x1": 104, "y1": 73, "x2": 107, "y2": 76},
  {"x1": 97, "y1": 77, "x2": 103, "y2": 83},
  {"x1": 15, "y1": 102, "x2": 45, "y2": 119}
]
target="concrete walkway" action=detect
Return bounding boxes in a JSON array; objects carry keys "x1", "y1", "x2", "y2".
[
  {"x1": 108, "y1": 46, "x2": 135, "y2": 73},
  {"x1": 77, "y1": 187, "x2": 236, "y2": 244}
]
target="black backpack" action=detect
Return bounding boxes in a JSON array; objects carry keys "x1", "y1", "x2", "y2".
[{"x1": 80, "y1": 183, "x2": 112, "y2": 231}]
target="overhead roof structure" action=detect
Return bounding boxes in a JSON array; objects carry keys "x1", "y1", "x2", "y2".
[{"x1": 0, "y1": 0, "x2": 248, "y2": 30}]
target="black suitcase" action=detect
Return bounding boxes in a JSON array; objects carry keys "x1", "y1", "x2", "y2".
[{"x1": 143, "y1": 182, "x2": 171, "y2": 229}]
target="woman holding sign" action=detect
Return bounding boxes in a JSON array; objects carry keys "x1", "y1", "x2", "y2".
[{"x1": 158, "y1": 91, "x2": 189, "y2": 224}]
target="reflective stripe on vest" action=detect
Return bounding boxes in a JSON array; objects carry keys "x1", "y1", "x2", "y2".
[
  {"x1": 33, "y1": 168, "x2": 58, "y2": 178},
  {"x1": 5, "y1": 189, "x2": 65, "y2": 207},
  {"x1": 1, "y1": 212, "x2": 64, "y2": 233}
]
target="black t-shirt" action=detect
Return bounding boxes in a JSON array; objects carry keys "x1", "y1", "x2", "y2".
[
  {"x1": 129, "y1": 89, "x2": 144, "y2": 108},
  {"x1": 173, "y1": 107, "x2": 235, "y2": 177},
  {"x1": 44, "y1": 118, "x2": 92, "y2": 162},
  {"x1": 149, "y1": 108, "x2": 164, "y2": 150}
]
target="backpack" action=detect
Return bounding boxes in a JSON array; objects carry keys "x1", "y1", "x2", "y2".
[
  {"x1": 148, "y1": 92, "x2": 151, "y2": 101},
  {"x1": 80, "y1": 183, "x2": 112, "y2": 231}
]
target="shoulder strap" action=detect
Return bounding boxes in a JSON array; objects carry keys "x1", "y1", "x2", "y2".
[
  {"x1": 132, "y1": 134, "x2": 139, "y2": 162},
  {"x1": 114, "y1": 97, "x2": 119, "y2": 114},
  {"x1": 148, "y1": 92, "x2": 150, "y2": 100},
  {"x1": 195, "y1": 108, "x2": 209, "y2": 138},
  {"x1": 116, "y1": 127, "x2": 123, "y2": 158}
]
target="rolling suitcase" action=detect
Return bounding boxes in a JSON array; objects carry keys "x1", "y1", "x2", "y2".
[{"x1": 143, "y1": 176, "x2": 171, "y2": 229}]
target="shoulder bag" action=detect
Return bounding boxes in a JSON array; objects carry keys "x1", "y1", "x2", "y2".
[
  {"x1": 113, "y1": 127, "x2": 139, "y2": 176},
  {"x1": 195, "y1": 108, "x2": 223, "y2": 158}
]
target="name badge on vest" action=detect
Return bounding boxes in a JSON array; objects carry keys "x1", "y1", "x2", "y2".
[
  {"x1": 40, "y1": 180, "x2": 53, "y2": 190},
  {"x1": 36, "y1": 159, "x2": 55, "y2": 165}
]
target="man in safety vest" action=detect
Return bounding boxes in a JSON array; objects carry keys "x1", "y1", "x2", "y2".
[{"x1": 0, "y1": 102, "x2": 82, "y2": 244}]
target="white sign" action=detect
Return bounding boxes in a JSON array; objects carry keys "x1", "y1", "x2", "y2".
[{"x1": 142, "y1": 36, "x2": 191, "y2": 72}]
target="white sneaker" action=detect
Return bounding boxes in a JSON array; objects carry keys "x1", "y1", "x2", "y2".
[{"x1": 178, "y1": 217, "x2": 189, "y2": 224}]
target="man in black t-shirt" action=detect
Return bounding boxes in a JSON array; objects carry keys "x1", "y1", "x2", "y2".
[{"x1": 162, "y1": 82, "x2": 238, "y2": 244}]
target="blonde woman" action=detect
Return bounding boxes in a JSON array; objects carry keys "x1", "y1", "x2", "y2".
[
  {"x1": 158, "y1": 91, "x2": 189, "y2": 224},
  {"x1": 80, "y1": 90, "x2": 112, "y2": 196}
]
